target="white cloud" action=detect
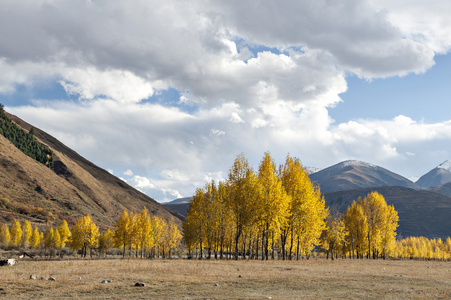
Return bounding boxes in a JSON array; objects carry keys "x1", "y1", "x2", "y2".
[
  {"x1": 210, "y1": 129, "x2": 226, "y2": 136},
  {"x1": 123, "y1": 169, "x2": 133, "y2": 176},
  {"x1": 3, "y1": 0, "x2": 451, "y2": 201}
]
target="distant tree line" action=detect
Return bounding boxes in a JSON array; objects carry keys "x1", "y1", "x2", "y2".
[
  {"x1": 0, "y1": 103, "x2": 53, "y2": 168},
  {"x1": 0, "y1": 208, "x2": 182, "y2": 259}
]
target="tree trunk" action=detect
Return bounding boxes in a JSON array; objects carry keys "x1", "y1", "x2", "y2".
[
  {"x1": 234, "y1": 226, "x2": 241, "y2": 260},
  {"x1": 296, "y1": 237, "x2": 300, "y2": 260}
]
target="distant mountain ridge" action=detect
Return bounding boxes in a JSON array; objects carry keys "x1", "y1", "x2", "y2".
[
  {"x1": 416, "y1": 160, "x2": 451, "y2": 188},
  {"x1": 323, "y1": 186, "x2": 451, "y2": 239},
  {"x1": 309, "y1": 160, "x2": 419, "y2": 193}
]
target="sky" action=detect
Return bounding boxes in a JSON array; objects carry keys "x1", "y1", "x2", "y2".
[{"x1": 1, "y1": 0, "x2": 451, "y2": 202}]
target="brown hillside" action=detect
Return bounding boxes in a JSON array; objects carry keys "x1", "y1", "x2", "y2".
[{"x1": 0, "y1": 113, "x2": 183, "y2": 228}]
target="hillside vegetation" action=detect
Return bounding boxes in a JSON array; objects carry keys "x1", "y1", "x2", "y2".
[{"x1": 0, "y1": 104, "x2": 53, "y2": 168}]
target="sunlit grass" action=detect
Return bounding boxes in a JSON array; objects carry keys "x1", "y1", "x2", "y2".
[{"x1": 0, "y1": 258, "x2": 450, "y2": 299}]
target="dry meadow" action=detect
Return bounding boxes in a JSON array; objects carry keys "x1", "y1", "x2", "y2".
[{"x1": 0, "y1": 257, "x2": 450, "y2": 299}]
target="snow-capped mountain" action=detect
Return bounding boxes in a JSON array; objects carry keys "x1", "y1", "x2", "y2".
[
  {"x1": 309, "y1": 160, "x2": 419, "y2": 193},
  {"x1": 416, "y1": 160, "x2": 451, "y2": 188},
  {"x1": 306, "y1": 166, "x2": 322, "y2": 174}
]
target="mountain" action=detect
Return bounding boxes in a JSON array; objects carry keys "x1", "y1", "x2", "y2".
[
  {"x1": 162, "y1": 197, "x2": 192, "y2": 218},
  {"x1": 416, "y1": 160, "x2": 451, "y2": 188},
  {"x1": 306, "y1": 167, "x2": 322, "y2": 174},
  {"x1": 165, "y1": 197, "x2": 193, "y2": 205},
  {"x1": 309, "y1": 160, "x2": 419, "y2": 193},
  {"x1": 323, "y1": 186, "x2": 451, "y2": 239},
  {"x1": 0, "y1": 111, "x2": 183, "y2": 227}
]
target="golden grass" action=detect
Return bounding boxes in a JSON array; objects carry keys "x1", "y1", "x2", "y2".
[{"x1": 0, "y1": 258, "x2": 450, "y2": 299}]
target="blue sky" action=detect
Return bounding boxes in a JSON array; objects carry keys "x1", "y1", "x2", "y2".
[
  {"x1": 1, "y1": 0, "x2": 451, "y2": 201},
  {"x1": 334, "y1": 54, "x2": 451, "y2": 124}
]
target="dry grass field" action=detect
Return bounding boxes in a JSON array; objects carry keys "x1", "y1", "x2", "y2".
[{"x1": 0, "y1": 258, "x2": 450, "y2": 299}]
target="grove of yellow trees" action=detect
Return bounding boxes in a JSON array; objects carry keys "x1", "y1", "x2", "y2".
[
  {"x1": 183, "y1": 153, "x2": 328, "y2": 260},
  {"x1": 0, "y1": 208, "x2": 181, "y2": 259}
]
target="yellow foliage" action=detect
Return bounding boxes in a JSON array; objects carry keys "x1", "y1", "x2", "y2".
[
  {"x1": 10, "y1": 219, "x2": 22, "y2": 247},
  {"x1": 0, "y1": 223, "x2": 11, "y2": 247},
  {"x1": 69, "y1": 215, "x2": 99, "y2": 257}
]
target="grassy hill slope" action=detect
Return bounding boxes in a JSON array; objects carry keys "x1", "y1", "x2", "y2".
[{"x1": 0, "y1": 112, "x2": 183, "y2": 228}]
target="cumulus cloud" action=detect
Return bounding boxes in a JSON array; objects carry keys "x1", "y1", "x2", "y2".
[
  {"x1": 123, "y1": 169, "x2": 133, "y2": 176},
  {"x1": 2, "y1": 0, "x2": 451, "y2": 200}
]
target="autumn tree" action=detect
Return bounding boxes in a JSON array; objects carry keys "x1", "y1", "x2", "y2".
[
  {"x1": 99, "y1": 229, "x2": 114, "y2": 256},
  {"x1": 160, "y1": 219, "x2": 182, "y2": 258},
  {"x1": 70, "y1": 215, "x2": 100, "y2": 257},
  {"x1": 280, "y1": 155, "x2": 328, "y2": 259},
  {"x1": 213, "y1": 181, "x2": 233, "y2": 259},
  {"x1": 184, "y1": 188, "x2": 207, "y2": 258},
  {"x1": 57, "y1": 220, "x2": 71, "y2": 248},
  {"x1": 0, "y1": 223, "x2": 11, "y2": 248},
  {"x1": 10, "y1": 219, "x2": 23, "y2": 248},
  {"x1": 21, "y1": 220, "x2": 32, "y2": 248},
  {"x1": 344, "y1": 200, "x2": 368, "y2": 258},
  {"x1": 343, "y1": 192, "x2": 399, "y2": 259},
  {"x1": 321, "y1": 210, "x2": 347, "y2": 260},
  {"x1": 379, "y1": 203, "x2": 399, "y2": 258},
  {"x1": 257, "y1": 152, "x2": 289, "y2": 260},
  {"x1": 134, "y1": 208, "x2": 154, "y2": 258},
  {"x1": 30, "y1": 226, "x2": 41, "y2": 249},
  {"x1": 225, "y1": 153, "x2": 261, "y2": 260},
  {"x1": 44, "y1": 227, "x2": 60, "y2": 257},
  {"x1": 113, "y1": 210, "x2": 131, "y2": 257},
  {"x1": 150, "y1": 216, "x2": 164, "y2": 258}
]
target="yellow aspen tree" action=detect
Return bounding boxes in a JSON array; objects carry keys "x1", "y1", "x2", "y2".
[
  {"x1": 280, "y1": 155, "x2": 327, "y2": 259},
  {"x1": 54, "y1": 229, "x2": 61, "y2": 251},
  {"x1": 30, "y1": 226, "x2": 41, "y2": 249},
  {"x1": 57, "y1": 220, "x2": 72, "y2": 249},
  {"x1": 44, "y1": 227, "x2": 55, "y2": 249},
  {"x1": 10, "y1": 219, "x2": 23, "y2": 248},
  {"x1": 185, "y1": 187, "x2": 207, "y2": 258},
  {"x1": 360, "y1": 192, "x2": 389, "y2": 259},
  {"x1": 320, "y1": 211, "x2": 347, "y2": 260},
  {"x1": 445, "y1": 237, "x2": 451, "y2": 258},
  {"x1": 135, "y1": 208, "x2": 152, "y2": 258},
  {"x1": 129, "y1": 212, "x2": 141, "y2": 257},
  {"x1": 0, "y1": 223, "x2": 11, "y2": 248},
  {"x1": 99, "y1": 229, "x2": 114, "y2": 257},
  {"x1": 182, "y1": 216, "x2": 197, "y2": 258},
  {"x1": 225, "y1": 153, "x2": 260, "y2": 260},
  {"x1": 215, "y1": 180, "x2": 233, "y2": 259},
  {"x1": 257, "y1": 152, "x2": 289, "y2": 260},
  {"x1": 150, "y1": 216, "x2": 164, "y2": 258},
  {"x1": 344, "y1": 200, "x2": 368, "y2": 258},
  {"x1": 39, "y1": 232, "x2": 44, "y2": 249},
  {"x1": 159, "y1": 219, "x2": 169, "y2": 258},
  {"x1": 167, "y1": 220, "x2": 182, "y2": 258},
  {"x1": 21, "y1": 220, "x2": 32, "y2": 248},
  {"x1": 205, "y1": 181, "x2": 216, "y2": 259},
  {"x1": 70, "y1": 215, "x2": 100, "y2": 258},
  {"x1": 380, "y1": 204, "x2": 399, "y2": 258},
  {"x1": 113, "y1": 210, "x2": 131, "y2": 257}
]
